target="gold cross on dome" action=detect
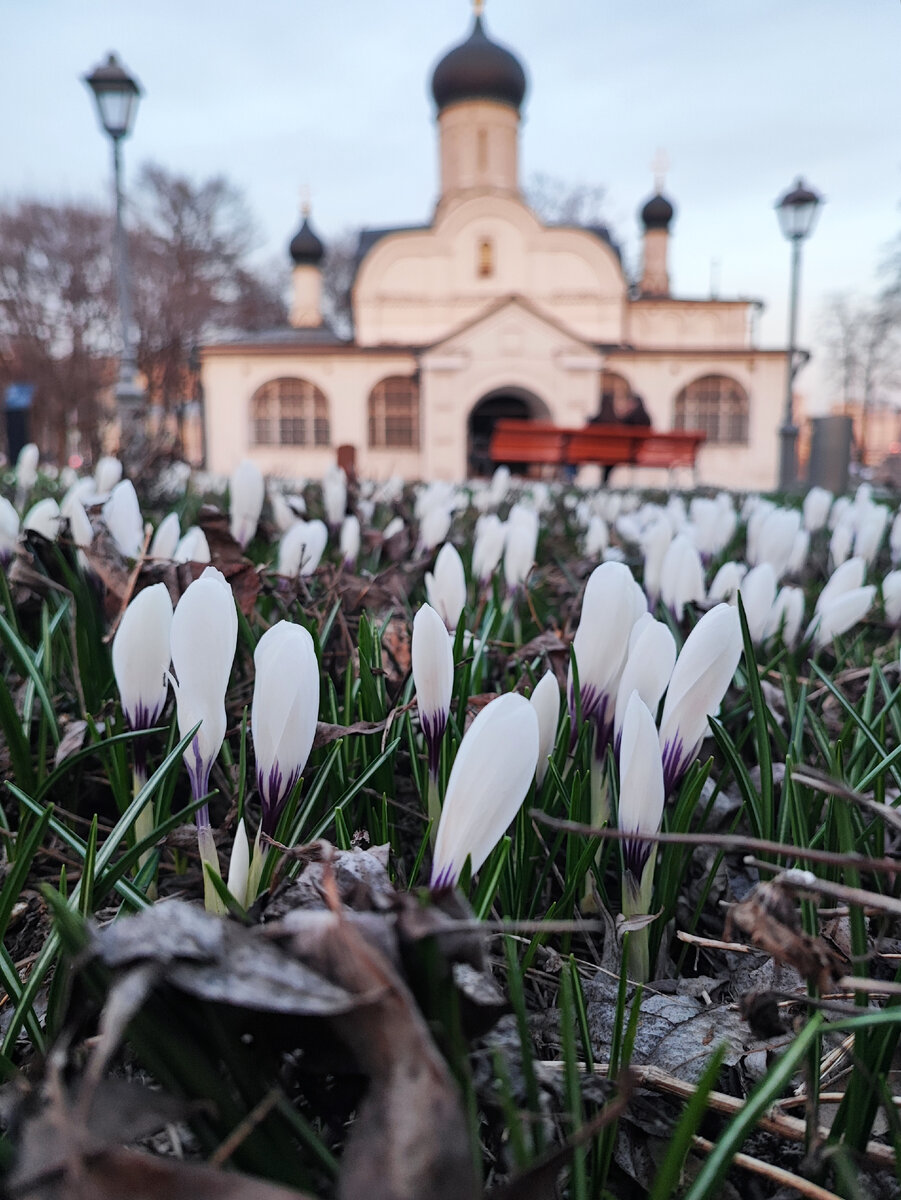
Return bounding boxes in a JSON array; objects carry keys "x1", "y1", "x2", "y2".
[
  {"x1": 473, "y1": 0, "x2": 484, "y2": 15},
  {"x1": 300, "y1": 184, "x2": 311, "y2": 218},
  {"x1": 651, "y1": 148, "x2": 670, "y2": 192}
]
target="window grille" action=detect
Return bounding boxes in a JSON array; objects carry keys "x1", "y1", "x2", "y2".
[
  {"x1": 673, "y1": 375, "x2": 749, "y2": 444},
  {"x1": 250, "y1": 378, "x2": 330, "y2": 446},
  {"x1": 368, "y1": 376, "x2": 420, "y2": 449}
]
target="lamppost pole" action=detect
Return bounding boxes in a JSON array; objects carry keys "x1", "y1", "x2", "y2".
[
  {"x1": 775, "y1": 176, "x2": 822, "y2": 492},
  {"x1": 84, "y1": 53, "x2": 144, "y2": 458}
]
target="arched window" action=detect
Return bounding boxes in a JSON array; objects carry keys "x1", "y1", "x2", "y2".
[
  {"x1": 477, "y1": 238, "x2": 494, "y2": 278},
  {"x1": 250, "y1": 378, "x2": 330, "y2": 446},
  {"x1": 599, "y1": 370, "x2": 632, "y2": 418},
  {"x1": 368, "y1": 376, "x2": 420, "y2": 449},
  {"x1": 674, "y1": 375, "x2": 749, "y2": 444}
]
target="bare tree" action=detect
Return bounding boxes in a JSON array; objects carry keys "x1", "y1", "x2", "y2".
[
  {"x1": 131, "y1": 163, "x2": 286, "y2": 419},
  {"x1": 0, "y1": 199, "x2": 116, "y2": 461},
  {"x1": 320, "y1": 228, "x2": 360, "y2": 340},
  {"x1": 525, "y1": 172, "x2": 608, "y2": 227}
]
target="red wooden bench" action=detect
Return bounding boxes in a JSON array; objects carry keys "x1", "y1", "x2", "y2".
[{"x1": 488, "y1": 420, "x2": 706, "y2": 478}]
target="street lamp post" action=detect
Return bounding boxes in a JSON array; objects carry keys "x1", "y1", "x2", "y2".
[
  {"x1": 83, "y1": 53, "x2": 144, "y2": 457},
  {"x1": 775, "y1": 177, "x2": 822, "y2": 491}
]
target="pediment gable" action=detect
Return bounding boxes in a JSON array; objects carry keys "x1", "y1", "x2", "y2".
[{"x1": 421, "y1": 294, "x2": 597, "y2": 363}]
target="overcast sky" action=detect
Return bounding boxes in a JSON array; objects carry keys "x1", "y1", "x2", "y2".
[{"x1": 3, "y1": 0, "x2": 899, "y2": 411}]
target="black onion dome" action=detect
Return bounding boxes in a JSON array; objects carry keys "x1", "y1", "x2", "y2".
[
  {"x1": 640, "y1": 192, "x2": 675, "y2": 232},
  {"x1": 431, "y1": 14, "x2": 527, "y2": 113},
  {"x1": 289, "y1": 215, "x2": 325, "y2": 266}
]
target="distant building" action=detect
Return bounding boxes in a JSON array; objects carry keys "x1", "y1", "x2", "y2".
[
  {"x1": 829, "y1": 398, "x2": 901, "y2": 467},
  {"x1": 200, "y1": 6, "x2": 788, "y2": 488}
]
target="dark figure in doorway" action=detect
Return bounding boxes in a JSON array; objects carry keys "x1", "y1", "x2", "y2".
[{"x1": 588, "y1": 391, "x2": 652, "y2": 483}]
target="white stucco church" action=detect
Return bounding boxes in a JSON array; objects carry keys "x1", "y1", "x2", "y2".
[{"x1": 200, "y1": 4, "x2": 787, "y2": 489}]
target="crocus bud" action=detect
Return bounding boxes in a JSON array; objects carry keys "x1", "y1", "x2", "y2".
[
  {"x1": 764, "y1": 586, "x2": 805, "y2": 648},
  {"x1": 270, "y1": 490, "x2": 300, "y2": 533},
  {"x1": 584, "y1": 514, "x2": 609, "y2": 559},
  {"x1": 0, "y1": 497, "x2": 19, "y2": 563},
  {"x1": 613, "y1": 617, "x2": 676, "y2": 753},
  {"x1": 641, "y1": 518, "x2": 673, "y2": 606},
  {"x1": 412, "y1": 603, "x2": 454, "y2": 777},
  {"x1": 853, "y1": 504, "x2": 889, "y2": 567},
  {"x1": 103, "y1": 480, "x2": 145, "y2": 560},
  {"x1": 829, "y1": 518, "x2": 854, "y2": 570},
  {"x1": 803, "y1": 487, "x2": 833, "y2": 533},
  {"x1": 278, "y1": 519, "x2": 328, "y2": 577},
  {"x1": 383, "y1": 516, "x2": 405, "y2": 542},
  {"x1": 658, "y1": 603, "x2": 742, "y2": 795},
  {"x1": 756, "y1": 508, "x2": 801, "y2": 580},
  {"x1": 226, "y1": 818, "x2": 250, "y2": 908},
  {"x1": 23, "y1": 498, "x2": 61, "y2": 541},
  {"x1": 339, "y1": 514, "x2": 361, "y2": 569},
  {"x1": 890, "y1": 513, "x2": 901, "y2": 565},
  {"x1": 807, "y1": 586, "x2": 876, "y2": 649},
  {"x1": 708, "y1": 560, "x2": 747, "y2": 604},
  {"x1": 15, "y1": 443, "x2": 40, "y2": 500},
  {"x1": 170, "y1": 566, "x2": 238, "y2": 801},
  {"x1": 430, "y1": 692, "x2": 539, "y2": 890},
  {"x1": 472, "y1": 514, "x2": 506, "y2": 586},
  {"x1": 884, "y1": 571, "x2": 901, "y2": 624},
  {"x1": 530, "y1": 670, "x2": 561, "y2": 786},
  {"x1": 419, "y1": 504, "x2": 452, "y2": 553},
  {"x1": 93, "y1": 455, "x2": 123, "y2": 498},
  {"x1": 425, "y1": 543, "x2": 467, "y2": 632},
  {"x1": 503, "y1": 504, "x2": 539, "y2": 592},
  {"x1": 175, "y1": 526, "x2": 211, "y2": 564},
  {"x1": 150, "y1": 512, "x2": 181, "y2": 560},
  {"x1": 60, "y1": 493, "x2": 93, "y2": 550},
  {"x1": 252, "y1": 621, "x2": 319, "y2": 835},
  {"x1": 489, "y1": 465, "x2": 511, "y2": 506},
  {"x1": 568, "y1": 561, "x2": 647, "y2": 758},
  {"x1": 817, "y1": 557, "x2": 865, "y2": 616},
  {"x1": 229, "y1": 459, "x2": 265, "y2": 548},
  {"x1": 737, "y1": 563, "x2": 777, "y2": 645},
  {"x1": 619, "y1": 691, "x2": 665, "y2": 884},
  {"x1": 322, "y1": 465, "x2": 347, "y2": 528},
  {"x1": 112, "y1": 582, "x2": 174, "y2": 732},
  {"x1": 659, "y1": 533, "x2": 705, "y2": 621}
]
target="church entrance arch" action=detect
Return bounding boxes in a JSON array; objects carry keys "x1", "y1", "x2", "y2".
[{"x1": 467, "y1": 386, "x2": 550, "y2": 476}]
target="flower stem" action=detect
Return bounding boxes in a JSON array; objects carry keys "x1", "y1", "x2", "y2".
[
  {"x1": 197, "y1": 823, "x2": 226, "y2": 915},
  {"x1": 622, "y1": 860, "x2": 656, "y2": 983},
  {"x1": 246, "y1": 826, "x2": 268, "y2": 903},
  {"x1": 427, "y1": 772, "x2": 441, "y2": 847},
  {"x1": 132, "y1": 765, "x2": 157, "y2": 898}
]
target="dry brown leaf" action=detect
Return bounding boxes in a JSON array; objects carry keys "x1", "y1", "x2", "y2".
[{"x1": 725, "y1": 878, "x2": 844, "y2": 992}]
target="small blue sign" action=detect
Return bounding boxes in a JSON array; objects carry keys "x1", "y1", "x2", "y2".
[{"x1": 5, "y1": 383, "x2": 34, "y2": 412}]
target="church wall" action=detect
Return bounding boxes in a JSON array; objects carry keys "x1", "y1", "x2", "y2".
[
  {"x1": 603, "y1": 351, "x2": 785, "y2": 491},
  {"x1": 627, "y1": 301, "x2": 752, "y2": 350},
  {"x1": 201, "y1": 349, "x2": 419, "y2": 480}
]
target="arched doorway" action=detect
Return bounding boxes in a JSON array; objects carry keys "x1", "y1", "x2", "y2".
[{"x1": 467, "y1": 387, "x2": 549, "y2": 476}]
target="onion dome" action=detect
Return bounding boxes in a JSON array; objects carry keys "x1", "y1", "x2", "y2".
[
  {"x1": 639, "y1": 192, "x2": 675, "y2": 232},
  {"x1": 431, "y1": 12, "x2": 527, "y2": 113},
  {"x1": 289, "y1": 214, "x2": 325, "y2": 266}
]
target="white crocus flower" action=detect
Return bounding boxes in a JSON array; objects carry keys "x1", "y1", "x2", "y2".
[
  {"x1": 829, "y1": 518, "x2": 855, "y2": 570},
  {"x1": 764, "y1": 586, "x2": 805, "y2": 648},
  {"x1": 890, "y1": 512, "x2": 901, "y2": 565},
  {"x1": 659, "y1": 533, "x2": 706, "y2": 621},
  {"x1": 175, "y1": 526, "x2": 211, "y2": 564},
  {"x1": 618, "y1": 691, "x2": 666, "y2": 981},
  {"x1": 425, "y1": 543, "x2": 467, "y2": 632},
  {"x1": 613, "y1": 617, "x2": 677, "y2": 752},
  {"x1": 23, "y1": 498, "x2": 61, "y2": 541},
  {"x1": 584, "y1": 514, "x2": 609, "y2": 559},
  {"x1": 503, "y1": 503, "x2": 539, "y2": 592},
  {"x1": 15, "y1": 443, "x2": 39, "y2": 508},
  {"x1": 817, "y1": 557, "x2": 866, "y2": 616},
  {"x1": 755, "y1": 508, "x2": 802, "y2": 580},
  {"x1": 229, "y1": 459, "x2": 265, "y2": 549},
  {"x1": 883, "y1": 571, "x2": 901, "y2": 624},
  {"x1": 60, "y1": 493, "x2": 93, "y2": 550},
  {"x1": 382, "y1": 516, "x2": 405, "y2": 542},
  {"x1": 530, "y1": 669, "x2": 561, "y2": 786},
  {"x1": 472, "y1": 514, "x2": 507, "y2": 586},
  {"x1": 658, "y1": 603, "x2": 743, "y2": 795},
  {"x1": 418, "y1": 503, "x2": 453, "y2": 554},
  {"x1": 641, "y1": 518, "x2": 673, "y2": 606},
  {"x1": 708, "y1": 560, "x2": 747, "y2": 604},
  {"x1": 103, "y1": 480, "x2": 145, "y2": 559},
  {"x1": 488, "y1": 464, "x2": 511, "y2": 506},
  {"x1": 270, "y1": 490, "x2": 300, "y2": 533},
  {"x1": 278, "y1": 519, "x2": 328, "y2": 577},
  {"x1": 0, "y1": 496, "x2": 19, "y2": 562},
  {"x1": 252, "y1": 621, "x2": 319, "y2": 837},
  {"x1": 807, "y1": 586, "x2": 876, "y2": 650},
  {"x1": 322, "y1": 465, "x2": 347, "y2": 528},
  {"x1": 853, "y1": 504, "x2": 889, "y2": 567},
  {"x1": 737, "y1": 563, "x2": 777, "y2": 645},
  {"x1": 93, "y1": 455, "x2": 123, "y2": 498},
  {"x1": 339, "y1": 514, "x2": 361, "y2": 569},
  {"x1": 150, "y1": 512, "x2": 181, "y2": 560},
  {"x1": 803, "y1": 487, "x2": 833, "y2": 533},
  {"x1": 430, "y1": 693, "x2": 539, "y2": 890},
  {"x1": 568, "y1": 561, "x2": 647, "y2": 765},
  {"x1": 112, "y1": 582, "x2": 173, "y2": 736},
  {"x1": 226, "y1": 818, "x2": 251, "y2": 908},
  {"x1": 412, "y1": 603, "x2": 454, "y2": 776}
]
